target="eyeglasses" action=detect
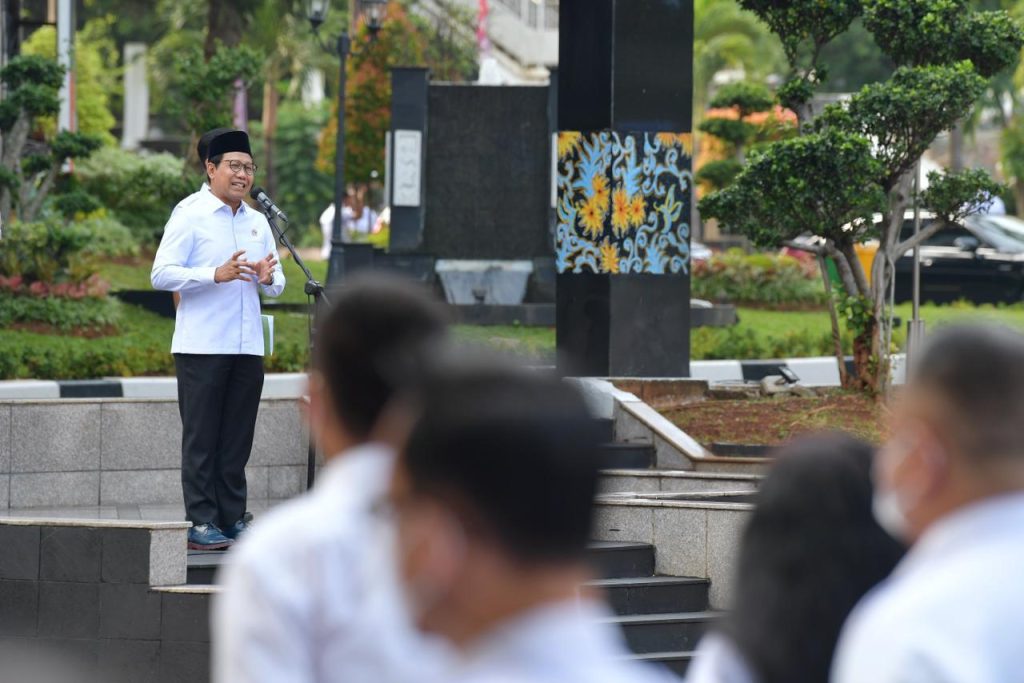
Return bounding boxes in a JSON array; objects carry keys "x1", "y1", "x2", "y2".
[{"x1": 223, "y1": 160, "x2": 258, "y2": 176}]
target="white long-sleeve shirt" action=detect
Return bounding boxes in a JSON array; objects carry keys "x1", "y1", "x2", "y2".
[
  {"x1": 832, "y1": 492, "x2": 1024, "y2": 683},
  {"x1": 454, "y1": 599, "x2": 680, "y2": 683},
  {"x1": 151, "y1": 188, "x2": 284, "y2": 355},
  {"x1": 213, "y1": 444, "x2": 451, "y2": 683}
]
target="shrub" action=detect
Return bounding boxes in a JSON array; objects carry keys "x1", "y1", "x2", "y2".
[
  {"x1": 0, "y1": 214, "x2": 136, "y2": 286},
  {"x1": 692, "y1": 248, "x2": 827, "y2": 308},
  {"x1": 0, "y1": 292, "x2": 121, "y2": 332},
  {"x1": 0, "y1": 219, "x2": 96, "y2": 284},
  {"x1": 75, "y1": 146, "x2": 198, "y2": 244}
]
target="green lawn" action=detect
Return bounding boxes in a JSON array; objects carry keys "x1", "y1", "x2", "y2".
[{"x1": 10, "y1": 255, "x2": 1024, "y2": 379}]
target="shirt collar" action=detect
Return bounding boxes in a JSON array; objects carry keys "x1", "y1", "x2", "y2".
[
  {"x1": 898, "y1": 491, "x2": 1024, "y2": 576},
  {"x1": 197, "y1": 186, "x2": 253, "y2": 216}
]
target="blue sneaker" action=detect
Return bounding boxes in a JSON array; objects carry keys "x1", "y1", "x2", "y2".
[
  {"x1": 222, "y1": 512, "x2": 253, "y2": 541},
  {"x1": 187, "y1": 523, "x2": 233, "y2": 550}
]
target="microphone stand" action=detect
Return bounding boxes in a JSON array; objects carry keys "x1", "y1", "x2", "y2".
[{"x1": 263, "y1": 210, "x2": 330, "y2": 491}]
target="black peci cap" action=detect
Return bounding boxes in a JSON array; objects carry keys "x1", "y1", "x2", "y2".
[{"x1": 207, "y1": 130, "x2": 253, "y2": 159}]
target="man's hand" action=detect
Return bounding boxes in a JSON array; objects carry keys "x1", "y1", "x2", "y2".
[
  {"x1": 253, "y1": 252, "x2": 278, "y2": 286},
  {"x1": 214, "y1": 250, "x2": 257, "y2": 283}
]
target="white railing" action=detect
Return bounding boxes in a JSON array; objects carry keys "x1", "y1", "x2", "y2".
[{"x1": 492, "y1": 0, "x2": 559, "y2": 31}]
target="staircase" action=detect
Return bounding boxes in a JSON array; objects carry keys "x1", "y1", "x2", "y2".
[
  {"x1": 185, "y1": 418, "x2": 719, "y2": 678},
  {"x1": 589, "y1": 541, "x2": 715, "y2": 676}
]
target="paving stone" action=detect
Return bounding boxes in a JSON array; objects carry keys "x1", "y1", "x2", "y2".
[
  {"x1": 161, "y1": 592, "x2": 211, "y2": 642},
  {"x1": 250, "y1": 400, "x2": 305, "y2": 466},
  {"x1": 0, "y1": 404, "x2": 10, "y2": 474},
  {"x1": 100, "y1": 583, "x2": 162, "y2": 640},
  {"x1": 149, "y1": 529, "x2": 187, "y2": 586},
  {"x1": 37, "y1": 581, "x2": 99, "y2": 638},
  {"x1": 10, "y1": 472, "x2": 100, "y2": 508},
  {"x1": 101, "y1": 528, "x2": 151, "y2": 584},
  {"x1": 158, "y1": 640, "x2": 209, "y2": 683},
  {"x1": 11, "y1": 403, "x2": 100, "y2": 473},
  {"x1": 653, "y1": 507, "x2": 708, "y2": 578},
  {"x1": 40, "y1": 527, "x2": 102, "y2": 582},
  {"x1": 591, "y1": 504, "x2": 654, "y2": 544},
  {"x1": 268, "y1": 465, "x2": 306, "y2": 499},
  {"x1": 101, "y1": 402, "x2": 182, "y2": 470},
  {"x1": 0, "y1": 579, "x2": 38, "y2": 636},
  {"x1": 0, "y1": 524, "x2": 39, "y2": 580},
  {"x1": 100, "y1": 470, "x2": 181, "y2": 506},
  {"x1": 98, "y1": 639, "x2": 160, "y2": 683},
  {"x1": 706, "y1": 508, "x2": 749, "y2": 610}
]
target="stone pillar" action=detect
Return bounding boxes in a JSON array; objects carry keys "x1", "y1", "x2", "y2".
[
  {"x1": 388, "y1": 67, "x2": 429, "y2": 253},
  {"x1": 555, "y1": 0, "x2": 694, "y2": 377},
  {"x1": 121, "y1": 43, "x2": 149, "y2": 150}
]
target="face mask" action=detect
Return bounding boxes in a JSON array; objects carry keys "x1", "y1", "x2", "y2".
[
  {"x1": 872, "y1": 429, "x2": 934, "y2": 543},
  {"x1": 872, "y1": 487, "x2": 911, "y2": 541},
  {"x1": 394, "y1": 509, "x2": 467, "y2": 628}
]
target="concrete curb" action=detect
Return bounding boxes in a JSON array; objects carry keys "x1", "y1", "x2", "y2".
[{"x1": 0, "y1": 373, "x2": 309, "y2": 400}]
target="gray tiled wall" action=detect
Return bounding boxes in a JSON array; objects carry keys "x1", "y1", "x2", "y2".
[
  {"x1": 0, "y1": 522, "x2": 211, "y2": 683},
  {"x1": 1, "y1": 399, "x2": 309, "y2": 509}
]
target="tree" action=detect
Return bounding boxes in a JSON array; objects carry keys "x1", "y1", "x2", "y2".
[
  {"x1": 0, "y1": 56, "x2": 102, "y2": 224},
  {"x1": 701, "y1": 0, "x2": 1022, "y2": 394},
  {"x1": 693, "y1": 0, "x2": 786, "y2": 115},
  {"x1": 20, "y1": 18, "x2": 120, "y2": 146},
  {"x1": 170, "y1": 43, "x2": 263, "y2": 161},
  {"x1": 316, "y1": 1, "x2": 476, "y2": 186}
]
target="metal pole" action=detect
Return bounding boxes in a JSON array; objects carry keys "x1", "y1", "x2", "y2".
[{"x1": 326, "y1": 33, "x2": 351, "y2": 286}]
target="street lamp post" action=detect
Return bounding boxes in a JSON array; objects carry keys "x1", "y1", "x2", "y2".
[{"x1": 308, "y1": 0, "x2": 386, "y2": 286}]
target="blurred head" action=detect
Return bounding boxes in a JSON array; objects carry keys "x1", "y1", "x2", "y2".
[
  {"x1": 388, "y1": 365, "x2": 601, "y2": 644},
  {"x1": 875, "y1": 325, "x2": 1024, "y2": 542},
  {"x1": 309, "y1": 273, "x2": 448, "y2": 458},
  {"x1": 727, "y1": 433, "x2": 905, "y2": 683}
]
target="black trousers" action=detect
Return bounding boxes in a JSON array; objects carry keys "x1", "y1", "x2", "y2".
[{"x1": 174, "y1": 353, "x2": 264, "y2": 528}]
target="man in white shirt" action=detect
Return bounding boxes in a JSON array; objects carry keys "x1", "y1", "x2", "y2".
[
  {"x1": 152, "y1": 129, "x2": 285, "y2": 550},
  {"x1": 170, "y1": 127, "x2": 233, "y2": 311},
  {"x1": 387, "y1": 365, "x2": 677, "y2": 683},
  {"x1": 833, "y1": 324, "x2": 1024, "y2": 683},
  {"x1": 213, "y1": 274, "x2": 450, "y2": 683}
]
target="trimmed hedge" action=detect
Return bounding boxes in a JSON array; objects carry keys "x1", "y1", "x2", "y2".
[
  {"x1": 693, "y1": 249, "x2": 827, "y2": 308},
  {"x1": 0, "y1": 293, "x2": 122, "y2": 332}
]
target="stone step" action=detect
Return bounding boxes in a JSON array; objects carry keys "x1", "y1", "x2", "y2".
[
  {"x1": 598, "y1": 443, "x2": 655, "y2": 469},
  {"x1": 587, "y1": 541, "x2": 655, "y2": 580},
  {"x1": 627, "y1": 651, "x2": 695, "y2": 677},
  {"x1": 594, "y1": 417, "x2": 615, "y2": 443},
  {"x1": 188, "y1": 540, "x2": 661, "y2": 586},
  {"x1": 599, "y1": 469, "x2": 761, "y2": 495},
  {"x1": 605, "y1": 611, "x2": 719, "y2": 654},
  {"x1": 588, "y1": 576, "x2": 709, "y2": 615}
]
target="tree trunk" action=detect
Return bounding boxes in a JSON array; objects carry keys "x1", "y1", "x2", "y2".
[
  {"x1": 205, "y1": 0, "x2": 247, "y2": 59},
  {"x1": 262, "y1": 78, "x2": 278, "y2": 196},
  {"x1": 851, "y1": 313, "x2": 878, "y2": 394},
  {"x1": 1014, "y1": 178, "x2": 1024, "y2": 217},
  {"x1": 950, "y1": 119, "x2": 965, "y2": 172}
]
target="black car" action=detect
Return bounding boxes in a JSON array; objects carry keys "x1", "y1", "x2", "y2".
[{"x1": 894, "y1": 213, "x2": 1024, "y2": 304}]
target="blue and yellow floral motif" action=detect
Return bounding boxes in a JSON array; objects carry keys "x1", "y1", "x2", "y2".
[{"x1": 556, "y1": 131, "x2": 693, "y2": 275}]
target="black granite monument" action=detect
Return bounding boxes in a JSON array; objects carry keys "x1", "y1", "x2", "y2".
[{"x1": 556, "y1": 0, "x2": 694, "y2": 377}]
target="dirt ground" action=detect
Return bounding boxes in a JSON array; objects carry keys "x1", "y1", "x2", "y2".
[{"x1": 662, "y1": 392, "x2": 886, "y2": 446}]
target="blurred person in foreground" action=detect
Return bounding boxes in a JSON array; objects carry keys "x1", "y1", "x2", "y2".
[
  {"x1": 386, "y1": 365, "x2": 678, "y2": 683},
  {"x1": 213, "y1": 273, "x2": 450, "y2": 683},
  {"x1": 686, "y1": 433, "x2": 905, "y2": 683},
  {"x1": 833, "y1": 324, "x2": 1024, "y2": 683}
]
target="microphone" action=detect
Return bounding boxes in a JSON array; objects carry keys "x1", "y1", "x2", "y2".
[{"x1": 249, "y1": 186, "x2": 289, "y2": 223}]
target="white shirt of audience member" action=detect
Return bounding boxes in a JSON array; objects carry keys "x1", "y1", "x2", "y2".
[
  {"x1": 450, "y1": 598, "x2": 680, "y2": 683},
  {"x1": 685, "y1": 632, "x2": 757, "y2": 683},
  {"x1": 213, "y1": 444, "x2": 452, "y2": 683},
  {"x1": 832, "y1": 493, "x2": 1024, "y2": 683}
]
